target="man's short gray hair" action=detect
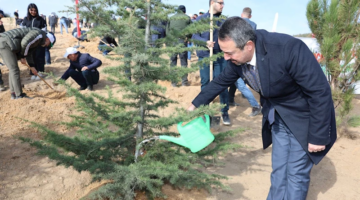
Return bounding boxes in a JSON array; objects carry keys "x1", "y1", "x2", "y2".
[
  {"x1": 219, "y1": 16, "x2": 256, "y2": 50},
  {"x1": 242, "y1": 7, "x2": 252, "y2": 17}
]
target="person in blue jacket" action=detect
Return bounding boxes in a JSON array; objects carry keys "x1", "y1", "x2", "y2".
[
  {"x1": 191, "y1": 0, "x2": 231, "y2": 125},
  {"x1": 60, "y1": 47, "x2": 102, "y2": 91}
]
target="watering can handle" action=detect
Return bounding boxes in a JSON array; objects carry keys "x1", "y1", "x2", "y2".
[
  {"x1": 177, "y1": 115, "x2": 210, "y2": 130},
  {"x1": 177, "y1": 121, "x2": 184, "y2": 132},
  {"x1": 204, "y1": 114, "x2": 210, "y2": 128}
]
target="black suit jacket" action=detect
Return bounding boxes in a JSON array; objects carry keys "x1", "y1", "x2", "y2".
[{"x1": 192, "y1": 30, "x2": 337, "y2": 165}]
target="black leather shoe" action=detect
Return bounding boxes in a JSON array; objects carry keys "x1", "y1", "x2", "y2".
[
  {"x1": 222, "y1": 114, "x2": 231, "y2": 126},
  {"x1": 15, "y1": 93, "x2": 33, "y2": 99},
  {"x1": 78, "y1": 86, "x2": 87, "y2": 90},
  {"x1": 87, "y1": 85, "x2": 94, "y2": 91},
  {"x1": 228, "y1": 101, "x2": 240, "y2": 106},
  {"x1": 181, "y1": 82, "x2": 189, "y2": 86}
]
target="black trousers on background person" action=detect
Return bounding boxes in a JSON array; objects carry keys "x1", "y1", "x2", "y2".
[
  {"x1": 29, "y1": 46, "x2": 46, "y2": 75},
  {"x1": 50, "y1": 24, "x2": 56, "y2": 33},
  {"x1": 0, "y1": 69, "x2": 4, "y2": 85},
  {"x1": 68, "y1": 68, "x2": 99, "y2": 88},
  {"x1": 170, "y1": 41, "x2": 188, "y2": 86}
]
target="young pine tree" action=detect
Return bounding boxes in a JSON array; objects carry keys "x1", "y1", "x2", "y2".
[
  {"x1": 21, "y1": 0, "x2": 242, "y2": 199},
  {"x1": 306, "y1": 0, "x2": 360, "y2": 122}
]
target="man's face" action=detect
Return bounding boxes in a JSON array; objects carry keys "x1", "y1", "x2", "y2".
[
  {"x1": 212, "y1": 0, "x2": 224, "y2": 14},
  {"x1": 42, "y1": 38, "x2": 51, "y2": 47},
  {"x1": 67, "y1": 53, "x2": 77, "y2": 61},
  {"x1": 219, "y1": 38, "x2": 254, "y2": 65}
]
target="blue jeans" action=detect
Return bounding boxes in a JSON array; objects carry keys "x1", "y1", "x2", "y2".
[
  {"x1": 199, "y1": 56, "x2": 229, "y2": 114},
  {"x1": 267, "y1": 112, "x2": 313, "y2": 200},
  {"x1": 229, "y1": 78, "x2": 259, "y2": 107},
  {"x1": 187, "y1": 42, "x2": 193, "y2": 60},
  {"x1": 60, "y1": 19, "x2": 68, "y2": 34},
  {"x1": 98, "y1": 44, "x2": 112, "y2": 55},
  {"x1": 45, "y1": 47, "x2": 51, "y2": 64}
]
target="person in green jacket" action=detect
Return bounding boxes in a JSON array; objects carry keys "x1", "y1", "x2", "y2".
[
  {"x1": 166, "y1": 5, "x2": 192, "y2": 87},
  {"x1": 0, "y1": 27, "x2": 56, "y2": 99}
]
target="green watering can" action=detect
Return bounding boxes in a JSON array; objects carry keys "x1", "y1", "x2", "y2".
[{"x1": 159, "y1": 115, "x2": 215, "y2": 153}]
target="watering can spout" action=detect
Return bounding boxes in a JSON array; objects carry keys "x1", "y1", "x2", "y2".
[{"x1": 159, "y1": 135, "x2": 188, "y2": 148}]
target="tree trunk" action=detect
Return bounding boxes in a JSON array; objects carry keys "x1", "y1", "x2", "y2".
[
  {"x1": 135, "y1": 0, "x2": 151, "y2": 159},
  {"x1": 145, "y1": 0, "x2": 151, "y2": 49}
]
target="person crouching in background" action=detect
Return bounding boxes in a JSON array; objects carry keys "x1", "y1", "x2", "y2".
[
  {"x1": 59, "y1": 47, "x2": 102, "y2": 91},
  {"x1": 98, "y1": 35, "x2": 118, "y2": 56}
]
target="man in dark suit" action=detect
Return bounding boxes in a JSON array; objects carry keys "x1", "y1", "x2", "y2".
[{"x1": 188, "y1": 17, "x2": 337, "y2": 200}]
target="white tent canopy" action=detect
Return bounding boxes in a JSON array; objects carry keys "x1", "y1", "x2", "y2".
[{"x1": 296, "y1": 37, "x2": 321, "y2": 53}]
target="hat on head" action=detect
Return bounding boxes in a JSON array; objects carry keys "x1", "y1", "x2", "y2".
[
  {"x1": 64, "y1": 47, "x2": 78, "y2": 58},
  {"x1": 199, "y1": 9, "x2": 205, "y2": 14},
  {"x1": 178, "y1": 5, "x2": 186, "y2": 13},
  {"x1": 0, "y1": 10, "x2": 4, "y2": 16},
  {"x1": 46, "y1": 32, "x2": 56, "y2": 47}
]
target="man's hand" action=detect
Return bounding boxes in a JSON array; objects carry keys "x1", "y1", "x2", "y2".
[
  {"x1": 308, "y1": 143, "x2": 326, "y2": 153},
  {"x1": 20, "y1": 58, "x2": 27, "y2": 65},
  {"x1": 206, "y1": 41, "x2": 215, "y2": 49},
  {"x1": 81, "y1": 66, "x2": 89, "y2": 71},
  {"x1": 30, "y1": 67, "x2": 38, "y2": 76},
  {"x1": 187, "y1": 104, "x2": 196, "y2": 111}
]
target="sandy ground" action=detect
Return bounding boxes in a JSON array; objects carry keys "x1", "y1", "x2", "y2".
[{"x1": 0, "y1": 18, "x2": 360, "y2": 200}]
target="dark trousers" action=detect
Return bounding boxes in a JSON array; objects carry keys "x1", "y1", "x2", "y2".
[
  {"x1": 229, "y1": 83, "x2": 237, "y2": 101},
  {"x1": 30, "y1": 46, "x2": 45, "y2": 75},
  {"x1": 45, "y1": 47, "x2": 51, "y2": 64},
  {"x1": 267, "y1": 112, "x2": 313, "y2": 200},
  {"x1": 199, "y1": 56, "x2": 229, "y2": 114},
  {"x1": 170, "y1": 42, "x2": 188, "y2": 84},
  {"x1": 69, "y1": 68, "x2": 99, "y2": 87},
  {"x1": 124, "y1": 52, "x2": 131, "y2": 80},
  {"x1": 50, "y1": 25, "x2": 55, "y2": 33},
  {"x1": 0, "y1": 69, "x2": 3, "y2": 85}
]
